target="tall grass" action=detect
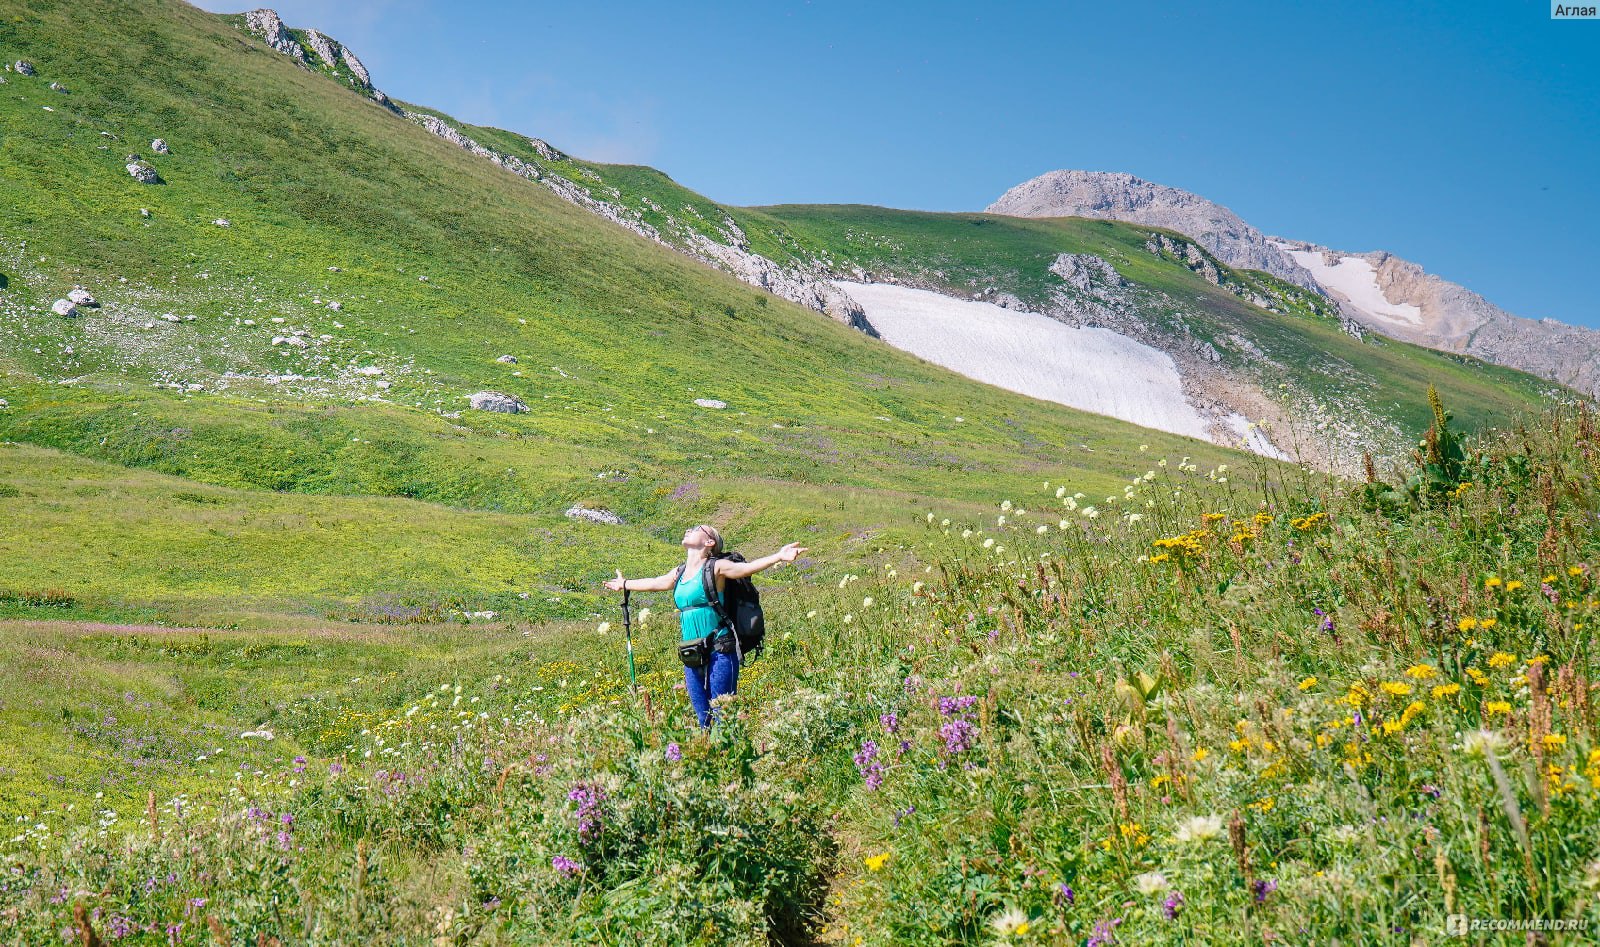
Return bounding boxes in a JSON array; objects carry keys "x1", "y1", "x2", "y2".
[{"x1": 5, "y1": 401, "x2": 1599, "y2": 943}]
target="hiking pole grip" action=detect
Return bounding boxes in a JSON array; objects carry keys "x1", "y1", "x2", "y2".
[{"x1": 621, "y1": 586, "x2": 637, "y2": 694}]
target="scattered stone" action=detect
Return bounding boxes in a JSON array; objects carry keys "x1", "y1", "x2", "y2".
[
  {"x1": 375, "y1": 380, "x2": 391, "y2": 390},
  {"x1": 326, "y1": 300, "x2": 342, "y2": 310},
  {"x1": 468, "y1": 391, "x2": 526, "y2": 413},
  {"x1": 565, "y1": 505, "x2": 624, "y2": 526},
  {"x1": 417, "y1": 275, "x2": 429, "y2": 282},
  {"x1": 126, "y1": 161, "x2": 162, "y2": 184},
  {"x1": 496, "y1": 354, "x2": 518, "y2": 364},
  {"x1": 213, "y1": 218, "x2": 231, "y2": 227},
  {"x1": 51, "y1": 299, "x2": 77, "y2": 317},
  {"x1": 48, "y1": 81, "x2": 66, "y2": 93},
  {"x1": 66, "y1": 289, "x2": 97, "y2": 306},
  {"x1": 271, "y1": 336, "x2": 308, "y2": 347},
  {"x1": 14, "y1": 60, "x2": 34, "y2": 76},
  {"x1": 161, "y1": 313, "x2": 181, "y2": 322},
  {"x1": 693, "y1": 398, "x2": 727, "y2": 409},
  {"x1": 327, "y1": 265, "x2": 341, "y2": 272},
  {"x1": 151, "y1": 138, "x2": 169, "y2": 154},
  {"x1": 139, "y1": 208, "x2": 150, "y2": 218},
  {"x1": 355, "y1": 366, "x2": 384, "y2": 376}
]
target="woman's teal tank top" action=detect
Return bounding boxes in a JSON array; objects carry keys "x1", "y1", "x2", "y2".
[{"x1": 674, "y1": 565, "x2": 725, "y2": 642}]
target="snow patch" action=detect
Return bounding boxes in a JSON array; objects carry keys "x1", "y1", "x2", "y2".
[
  {"x1": 1222, "y1": 413, "x2": 1288, "y2": 461},
  {"x1": 834, "y1": 281, "x2": 1210, "y2": 441},
  {"x1": 1278, "y1": 245, "x2": 1421, "y2": 326}
]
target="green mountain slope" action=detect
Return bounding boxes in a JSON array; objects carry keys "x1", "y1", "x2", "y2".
[{"x1": 0, "y1": 0, "x2": 1249, "y2": 622}]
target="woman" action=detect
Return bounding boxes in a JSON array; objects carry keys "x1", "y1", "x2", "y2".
[{"x1": 604, "y1": 525, "x2": 806, "y2": 727}]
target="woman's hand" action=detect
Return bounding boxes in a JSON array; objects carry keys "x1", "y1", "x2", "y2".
[
  {"x1": 776, "y1": 542, "x2": 807, "y2": 563},
  {"x1": 603, "y1": 569, "x2": 626, "y2": 591}
]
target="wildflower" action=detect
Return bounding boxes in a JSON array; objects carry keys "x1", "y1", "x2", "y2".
[
  {"x1": 551, "y1": 855, "x2": 583, "y2": 877},
  {"x1": 1298, "y1": 676, "x2": 1318, "y2": 691},
  {"x1": 1431, "y1": 683, "x2": 1461, "y2": 699},
  {"x1": 864, "y1": 852, "x2": 890, "y2": 871},
  {"x1": 1162, "y1": 890, "x2": 1185, "y2": 920},
  {"x1": 842, "y1": 614, "x2": 853, "y2": 624},
  {"x1": 1001, "y1": 500, "x2": 1013, "y2": 511},
  {"x1": 983, "y1": 538, "x2": 995, "y2": 549},
  {"x1": 990, "y1": 906, "x2": 1030, "y2": 937},
  {"x1": 1458, "y1": 616, "x2": 1478, "y2": 631},
  {"x1": 596, "y1": 622, "x2": 610, "y2": 634},
  {"x1": 1570, "y1": 566, "x2": 1585, "y2": 577},
  {"x1": 1542, "y1": 733, "x2": 1568, "y2": 750},
  {"x1": 1404, "y1": 664, "x2": 1437, "y2": 680},
  {"x1": 1379, "y1": 681, "x2": 1413, "y2": 696},
  {"x1": 912, "y1": 581, "x2": 925, "y2": 594},
  {"x1": 664, "y1": 742, "x2": 681, "y2": 763},
  {"x1": 1174, "y1": 814, "x2": 1223, "y2": 843},
  {"x1": 1462, "y1": 729, "x2": 1508, "y2": 758},
  {"x1": 1191, "y1": 747, "x2": 1210, "y2": 763},
  {"x1": 1466, "y1": 667, "x2": 1490, "y2": 686},
  {"x1": 1484, "y1": 700, "x2": 1512, "y2": 715},
  {"x1": 1056, "y1": 883, "x2": 1075, "y2": 905},
  {"x1": 1479, "y1": 617, "x2": 1498, "y2": 630},
  {"x1": 881, "y1": 712, "x2": 899, "y2": 734},
  {"x1": 1135, "y1": 871, "x2": 1170, "y2": 895},
  {"x1": 1505, "y1": 580, "x2": 1523, "y2": 592},
  {"x1": 1485, "y1": 576, "x2": 1502, "y2": 589},
  {"x1": 1488, "y1": 652, "x2": 1516, "y2": 669},
  {"x1": 1087, "y1": 917, "x2": 1124, "y2": 947},
  {"x1": 1252, "y1": 878, "x2": 1278, "y2": 903},
  {"x1": 861, "y1": 596, "x2": 874, "y2": 608},
  {"x1": 854, "y1": 739, "x2": 885, "y2": 790}
]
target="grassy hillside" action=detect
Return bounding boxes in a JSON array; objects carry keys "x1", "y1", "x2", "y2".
[
  {"x1": 0, "y1": 0, "x2": 1253, "y2": 626},
  {"x1": 5, "y1": 402, "x2": 1599, "y2": 944}
]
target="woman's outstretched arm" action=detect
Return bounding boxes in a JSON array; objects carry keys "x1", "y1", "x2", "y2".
[
  {"x1": 602, "y1": 568, "x2": 679, "y2": 592},
  {"x1": 717, "y1": 543, "x2": 807, "y2": 580}
]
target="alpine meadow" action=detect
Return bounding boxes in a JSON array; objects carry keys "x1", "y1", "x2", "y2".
[{"x1": 1, "y1": 1, "x2": 1598, "y2": 944}]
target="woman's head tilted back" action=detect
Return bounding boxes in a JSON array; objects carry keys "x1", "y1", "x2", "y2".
[{"x1": 681, "y1": 524, "x2": 723, "y2": 555}]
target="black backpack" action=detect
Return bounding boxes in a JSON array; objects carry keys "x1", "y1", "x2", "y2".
[{"x1": 701, "y1": 552, "x2": 765, "y2": 662}]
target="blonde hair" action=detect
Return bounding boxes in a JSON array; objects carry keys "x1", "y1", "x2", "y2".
[{"x1": 697, "y1": 524, "x2": 724, "y2": 554}]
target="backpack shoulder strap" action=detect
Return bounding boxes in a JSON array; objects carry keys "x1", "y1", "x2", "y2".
[{"x1": 701, "y1": 558, "x2": 730, "y2": 626}]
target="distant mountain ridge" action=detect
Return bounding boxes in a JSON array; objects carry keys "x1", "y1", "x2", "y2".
[{"x1": 988, "y1": 170, "x2": 1600, "y2": 397}]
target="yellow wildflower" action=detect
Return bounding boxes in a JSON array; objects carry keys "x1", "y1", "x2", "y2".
[
  {"x1": 1505, "y1": 580, "x2": 1523, "y2": 592},
  {"x1": 1298, "y1": 676, "x2": 1318, "y2": 691},
  {"x1": 1484, "y1": 700, "x2": 1511, "y2": 714},
  {"x1": 1251, "y1": 797, "x2": 1276, "y2": 812},
  {"x1": 863, "y1": 853, "x2": 890, "y2": 872},
  {"x1": 1484, "y1": 576, "x2": 1502, "y2": 589},
  {"x1": 1569, "y1": 566, "x2": 1584, "y2": 577},
  {"x1": 1526, "y1": 654, "x2": 1551, "y2": 666},
  {"x1": 1488, "y1": 652, "x2": 1516, "y2": 669},
  {"x1": 1542, "y1": 734, "x2": 1568, "y2": 751},
  {"x1": 1192, "y1": 747, "x2": 1210, "y2": 762},
  {"x1": 1458, "y1": 616, "x2": 1478, "y2": 631},
  {"x1": 1544, "y1": 574, "x2": 1558, "y2": 584},
  {"x1": 1431, "y1": 683, "x2": 1462, "y2": 699},
  {"x1": 1379, "y1": 681, "x2": 1413, "y2": 697},
  {"x1": 1479, "y1": 618, "x2": 1498, "y2": 630},
  {"x1": 1404, "y1": 664, "x2": 1437, "y2": 680}
]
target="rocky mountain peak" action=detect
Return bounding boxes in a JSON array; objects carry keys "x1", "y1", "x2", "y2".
[
  {"x1": 242, "y1": 9, "x2": 304, "y2": 62},
  {"x1": 240, "y1": 9, "x2": 387, "y2": 103},
  {"x1": 987, "y1": 170, "x2": 1318, "y2": 289}
]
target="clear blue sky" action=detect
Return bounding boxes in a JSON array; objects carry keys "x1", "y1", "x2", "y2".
[{"x1": 197, "y1": 0, "x2": 1599, "y2": 328}]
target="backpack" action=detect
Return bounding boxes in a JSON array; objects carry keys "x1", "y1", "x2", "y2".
[{"x1": 701, "y1": 552, "x2": 765, "y2": 662}]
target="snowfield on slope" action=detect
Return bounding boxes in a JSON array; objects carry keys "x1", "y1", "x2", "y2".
[
  {"x1": 1278, "y1": 245, "x2": 1423, "y2": 326},
  {"x1": 835, "y1": 281, "x2": 1212, "y2": 441}
]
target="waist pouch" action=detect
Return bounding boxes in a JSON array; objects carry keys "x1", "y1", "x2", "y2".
[{"x1": 678, "y1": 630, "x2": 736, "y2": 668}]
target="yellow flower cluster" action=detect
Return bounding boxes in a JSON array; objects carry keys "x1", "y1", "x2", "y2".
[
  {"x1": 1290, "y1": 511, "x2": 1328, "y2": 531},
  {"x1": 1151, "y1": 529, "x2": 1212, "y2": 562}
]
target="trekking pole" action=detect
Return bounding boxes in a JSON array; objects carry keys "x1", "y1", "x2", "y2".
[{"x1": 621, "y1": 585, "x2": 638, "y2": 695}]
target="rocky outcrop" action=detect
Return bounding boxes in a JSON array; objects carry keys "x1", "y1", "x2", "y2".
[
  {"x1": 13, "y1": 60, "x2": 35, "y2": 76},
  {"x1": 468, "y1": 391, "x2": 526, "y2": 413},
  {"x1": 1049, "y1": 253, "x2": 1125, "y2": 292},
  {"x1": 302, "y1": 30, "x2": 340, "y2": 70},
  {"x1": 988, "y1": 170, "x2": 1318, "y2": 289},
  {"x1": 67, "y1": 289, "x2": 98, "y2": 307},
  {"x1": 339, "y1": 47, "x2": 372, "y2": 87},
  {"x1": 51, "y1": 299, "x2": 78, "y2": 317},
  {"x1": 151, "y1": 138, "x2": 170, "y2": 155},
  {"x1": 685, "y1": 233, "x2": 877, "y2": 336},
  {"x1": 243, "y1": 9, "x2": 306, "y2": 62},
  {"x1": 1279, "y1": 239, "x2": 1600, "y2": 396}
]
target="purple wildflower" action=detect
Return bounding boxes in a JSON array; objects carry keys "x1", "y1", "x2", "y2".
[
  {"x1": 292, "y1": 756, "x2": 306, "y2": 773},
  {"x1": 1252, "y1": 878, "x2": 1278, "y2": 903},
  {"x1": 1087, "y1": 916, "x2": 1123, "y2": 947},
  {"x1": 939, "y1": 718, "x2": 976, "y2": 756},
  {"x1": 185, "y1": 897, "x2": 207, "y2": 917},
  {"x1": 1055, "y1": 883, "x2": 1075, "y2": 906},
  {"x1": 937, "y1": 695, "x2": 978, "y2": 716},
  {"x1": 1162, "y1": 890, "x2": 1184, "y2": 919},
  {"x1": 276, "y1": 830, "x2": 292, "y2": 850},
  {"x1": 1418, "y1": 784, "x2": 1442, "y2": 799},
  {"x1": 165, "y1": 922, "x2": 182, "y2": 945},
  {"x1": 568, "y1": 783, "x2": 608, "y2": 842},
  {"x1": 893, "y1": 806, "x2": 916, "y2": 827},
  {"x1": 854, "y1": 739, "x2": 885, "y2": 790},
  {"x1": 551, "y1": 855, "x2": 583, "y2": 877},
  {"x1": 665, "y1": 742, "x2": 681, "y2": 763},
  {"x1": 329, "y1": 761, "x2": 343, "y2": 776},
  {"x1": 880, "y1": 712, "x2": 899, "y2": 735},
  {"x1": 108, "y1": 915, "x2": 134, "y2": 938}
]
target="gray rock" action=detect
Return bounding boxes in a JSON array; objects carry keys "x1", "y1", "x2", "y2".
[
  {"x1": 302, "y1": 29, "x2": 340, "y2": 68},
  {"x1": 126, "y1": 161, "x2": 162, "y2": 184},
  {"x1": 242, "y1": 9, "x2": 306, "y2": 62},
  {"x1": 693, "y1": 398, "x2": 727, "y2": 409},
  {"x1": 988, "y1": 170, "x2": 1319, "y2": 289},
  {"x1": 339, "y1": 46, "x2": 372, "y2": 88},
  {"x1": 51, "y1": 299, "x2": 78, "y2": 317},
  {"x1": 48, "y1": 82, "x2": 66, "y2": 93},
  {"x1": 14, "y1": 60, "x2": 34, "y2": 76},
  {"x1": 564, "y1": 505, "x2": 624, "y2": 526},
  {"x1": 151, "y1": 138, "x2": 169, "y2": 155},
  {"x1": 67, "y1": 288, "x2": 97, "y2": 307},
  {"x1": 213, "y1": 218, "x2": 230, "y2": 227},
  {"x1": 326, "y1": 300, "x2": 342, "y2": 310},
  {"x1": 139, "y1": 208, "x2": 150, "y2": 218},
  {"x1": 468, "y1": 391, "x2": 526, "y2": 413},
  {"x1": 528, "y1": 138, "x2": 563, "y2": 161},
  {"x1": 1049, "y1": 253, "x2": 1126, "y2": 292},
  {"x1": 495, "y1": 354, "x2": 518, "y2": 364}
]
